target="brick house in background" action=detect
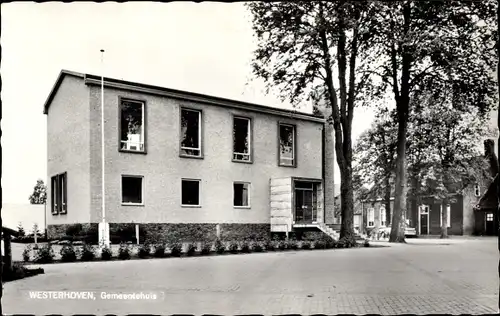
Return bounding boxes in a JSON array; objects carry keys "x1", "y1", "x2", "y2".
[{"x1": 43, "y1": 70, "x2": 339, "y2": 243}]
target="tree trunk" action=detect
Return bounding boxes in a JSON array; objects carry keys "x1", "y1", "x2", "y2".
[
  {"x1": 440, "y1": 203, "x2": 449, "y2": 239},
  {"x1": 339, "y1": 161, "x2": 355, "y2": 242},
  {"x1": 384, "y1": 175, "x2": 392, "y2": 226}
]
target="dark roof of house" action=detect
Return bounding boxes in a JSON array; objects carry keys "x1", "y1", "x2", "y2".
[
  {"x1": 475, "y1": 174, "x2": 498, "y2": 211},
  {"x1": 42, "y1": 70, "x2": 325, "y2": 124},
  {"x1": 2, "y1": 226, "x2": 19, "y2": 238}
]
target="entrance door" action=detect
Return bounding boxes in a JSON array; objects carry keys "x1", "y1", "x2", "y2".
[
  {"x1": 485, "y1": 212, "x2": 495, "y2": 235},
  {"x1": 295, "y1": 183, "x2": 315, "y2": 223},
  {"x1": 420, "y1": 213, "x2": 429, "y2": 235}
]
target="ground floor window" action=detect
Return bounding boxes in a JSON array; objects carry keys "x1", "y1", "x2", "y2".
[
  {"x1": 367, "y1": 208, "x2": 375, "y2": 227},
  {"x1": 51, "y1": 172, "x2": 67, "y2": 215},
  {"x1": 122, "y1": 176, "x2": 143, "y2": 204},
  {"x1": 182, "y1": 179, "x2": 200, "y2": 206},
  {"x1": 380, "y1": 206, "x2": 386, "y2": 227},
  {"x1": 233, "y1": 182, "x2": 250, "y2": 207}
]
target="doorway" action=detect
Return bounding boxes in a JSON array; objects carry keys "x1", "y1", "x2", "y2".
[
  {"x1": 419, "y1": 205, "x2": 430, "y2": 235},
  {"x1": 294, "y1": 182, "x2": 317, "y2": 223},
  {"x1": 485, "y1": 212, "x2": 496, "y2": 236}
]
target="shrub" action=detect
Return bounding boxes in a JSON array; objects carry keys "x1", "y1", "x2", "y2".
[
  {"x1": 253, "y1": 241, "x2": 264, "y2": 252},
  {"x1": 138, "y1": 244, "x2": 151, "y2": 258},
  {"x1": 186, "y1": 242, "x2": 197, "y2": 256},
  {"x1": 240, "y1": 240, "x2": 251, "y2": 253},
  {"x1": 301, "y1": 241, "x2": 311, "y2": 250},
  {"x1": 364, "y1": 239, "x2": 370, "y2": 247},
  {"x1": 100, "y1": 246, "x2": 113, "y2": 260},
  {"x1": 153, "y1": 244, "x2": 166, "y2": 258},
  {"x1": 170, "y1": 243, "x2": 183, "y2": 257},
  {"x1": 228, "y1": 241, "x2": 239, "y2": 254},
  {"x1": 215, "y1": 238, "x2": 226, "y2": 254},
  {"x1": 65, "y1": 224, "x2": 83, "y2": 237},
  {"x1": 34, "y1": 244, "x2": 55, "y2": 264},
  {"x1": 264, "y1": 238, "x2": 275, "y2": 251},
  {"x1": 288, "y1": 238, "x2": 298, "y2": 250},
  {"x1": 314, "y1": 239, "x2": 326, "y2": 250},
  {"x1": 200, "y1": 242, "x2": 212, "y2": 255},
  {"x1": 22, "y1": 245, "x2": 32, "y2": 262},
  {"x1": 60, "y1": 244, "x2": 78, "y2": 262},
  {"x1": 80, "y1": 244, "x2": 96, "y2": 261},
  {"x1": 3, "y1": 262, "x2": 27, "y2": 281},
  {"x1": 277, "y1": 239, "x2": 287, "y2": 251},
  {"x1": 118, "y1": 243, "x2": 131, "y2": 260}
]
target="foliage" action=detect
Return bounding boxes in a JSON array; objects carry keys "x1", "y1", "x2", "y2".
[
  {"x1": 17, "y1": 223, "x2": 26, "y2": 237},
  {"x1": 313, "y1": 239, "x2": 327, "y2": 250},
  {"x1": 228, "y1": 241, "x2": 239, "y2": 254},
  {"x1": 138, "y1": 244, "x2": 151, "y2": 259},
  {"x1": 34, "y1": 244, "x2": 55, "y2": 263},
  {"x1": 100, "y1": 246, "x2": 113, "y2": 261},
  {"x1": 264, "y1": 238, "x2": 275, "y2": 251},
  {"x1": 22, "y1": 245, "x2": 32, "y2": 262},
  {"x1": 118, "y1": 243, "x2": 131, "y2": 260},
  {"x1": 29, "y1": 179, "x2": 47, "y2": 205},
  {"x1": 253, "y1": 241, "x2": 264, "y2": 252},
  {"x1": 60, "y1": 244, "x2": 78, "y2": 262},
  {"x1": 153, "y1": 244, "x2": 166, "y2": 258},
  {"x1": 200, "y1": 241, "x2": 212, "y2": 255},
  {"x1": 301, "y1": 241, "x2": 311, "y2": 250},
  {"x1": 240, "y1": 240, "x2": 251, "y2": 253},
  {"x1": 186, "y1": 242, "x2": 197, "y2": 256},
  {"x1": 65, "y1": 224, "x2": 83, "y2": 237},
  {"x1": 215, "y1": 238, "x2": 226, "y2": 254},
  {"x1": 80, "y1": 244, "x2": 96, "y2": 261},
  {"x1": 288, "y1": 238, "x2": 298, "y2": 250},
  {"x1": 170, "y1": 243, "x2": 183, "y2": 257}
]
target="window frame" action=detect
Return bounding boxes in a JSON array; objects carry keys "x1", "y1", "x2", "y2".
[
  {"x1": 179, "y1": 108, "x2": 203, "y2": 159},
  {"x1": 380, "y1": 206, "x2": 386, "y2": 227},
  {"x1": 367, "y1": 207, "x2": 375, "y2": 227},
  {"x1": 118, "y1": 97, "x2": 147, "y2": 154},
  {"x1": 51, "y1": 172, "x2": 67, "y2": 215},
  {"x1": 277, "y1": 122, "x2": 297, "y2": 167},
  {"x1": 474, "y1": 183, "x2": 481, "y2": 197},
  {"x1": 487, "y1": 213, "x2": 494, "y2": 221},
  {"x1": 181, "y1": 178, "x2": 202, "y2": 207},
  {"x1": 233, "y1": 181, "x2": 251, "y2": 209},
  {"x1": 121, "y1": 175, "x2": 144, "y2": 206},
  {"x1": 232, "y1": 116, "x2": 253, "y2": 164}
]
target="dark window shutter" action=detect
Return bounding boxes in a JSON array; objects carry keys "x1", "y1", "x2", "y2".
[
  {"x1": 61, "y1": 173, "x2": 68, "y2": 214},
  {"x1": 51, "y1": 176, "x2": 58, "y2": 215}
]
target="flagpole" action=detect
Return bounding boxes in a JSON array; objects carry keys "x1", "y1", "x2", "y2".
[{"x1": 100, "y1": 49, "x2": 109, "y2": 248}]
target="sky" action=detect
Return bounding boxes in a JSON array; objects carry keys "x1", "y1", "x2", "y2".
[{"x1": 1, "y1": 2, "x2": 375, "y2": 204}]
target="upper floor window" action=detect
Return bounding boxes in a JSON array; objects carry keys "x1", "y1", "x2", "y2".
[
  {"x1": 233, "y1": 117, "x2": 252, "y2": 162},
  {"x1": 279, "y1": 123, "x2": 296, "y2": 167},
  {"x1": 180, "y1": 109, "x2": 202, "y2": 158},
  {"x1": 51, "y1": 172, "x2": 67, "y2": 215},
  {"x1": 380, "y1": 206, "x2": 386, "y2": 227},
  {"x1": 120, "y1": 99, "x2": 145, "y2": 153},
  {"x1": 367, "y1": 207, "x2": 375, "y2": 227},
  {"x1": 474, "y1": 184, "x2": 481, "y2": 197}
]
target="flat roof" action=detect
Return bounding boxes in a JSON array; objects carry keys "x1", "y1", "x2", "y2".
[{"x1": 43, "y1": 70, "x2": 325, "y2": 124}]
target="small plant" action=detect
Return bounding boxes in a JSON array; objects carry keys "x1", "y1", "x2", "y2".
[
  {"x1": 80, "y1": 244, "x2": 96, "y2": 261},
  {"x1": 186, "y1": 242, "x2": 197, "y2": 256},
  {"x1": 200, "y1": 242, "x2": 212, "y2": 255},
  {"x1": 170, "y1": 243, "x2": 183, "y2": 257},
  {"x1": 288, "y1": 238, "x2": 298, "y2": 250},
  {"x1": 253, "y1": 241, "x2": 264, "y2": 252},
  {"x1": 60, "y1": 244, "x2": 78, "y2": 262},
  {"x1": 118, "y1": 243, "x2": 131, "y2": 260},
  {"x1": 34, "y1": 244, "x2": 55, "y2": 263},
  {"x1": 314, "y1": 239, "x2": 326, "y2": 250},
  {"x1": 138, "y1": 244, "x2": 151, "y2": 258},
  {"x1": 229, "y1": 241, "x2": 239, "y2": 254},
  {"x1": 153, "y1": 244, "x2": 166, "y2": 258},
  {"x1": 240, "y1": 240, "x2": 251, "y2": 253},
  {"x1": 277, "y1": 239, "x2": 287, "y2": 251},
  {"x1": 22, "y1": 245, "x2": 32, "y2": 262},
  {"x1": 301, "y1": 241, "x2": 311, "y2": 250},
  {"x1": 215, "y1": 238, "x2": 226, "y2": 254},
  {"x1": 17, "y1": 222, "x2": 26, "y2": 237},
  {"x1": 100, "y1": 246, "x2": 113, "y2": 260},
  {"x1": 264, "y1": 238, "x2": 275, "y2": 251},
  {"x1": 364, "y1": 239, "x2": 370, "y2": 247}
]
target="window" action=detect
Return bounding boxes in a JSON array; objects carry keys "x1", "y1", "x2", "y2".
[
  {"x1": 419, "y1": 205, "x2": 430, "y2": 214},
  {"x1": 122, "y1": 176, "x2": 143, "y2": 205},
  {"x1": 380, "y1": 206, "x2": 386, "y2": 227},
  {"x1": 279, "y1": 123, "x2": 296, "y2": 166},
  {"x1": 233, "y1": 117, "x2": 252, "y2": 162},
  {"x1": 233, "y1": 182, "x2": 250, "y2": 207},
  {"x1": 120, "y1": 99, "x2": 145, "y2": 152},
  {"x1": 474, "y1": 184, "x2": 481, "y2": 197},
  {"x1": 367, "y1": 208, "x2": 375, "y2": 227},
  {"x1": 180, "y1": 109, "x2": 202, "y2": 157},
  {"x1": 182, "y1": 179, "x2": 200, "y2": 206},
  {"x1": 440, "y1": 204, "x2": 451, "y2": 228},
  {"x1": 51, "y1": 172, "x2": 67, "y2": 215},
  {"x1": 487, "y1": 213, "x2": 494, "y2": 221}
]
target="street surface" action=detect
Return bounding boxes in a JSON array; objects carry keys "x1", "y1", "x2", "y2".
[{"x1": 2, "y1": 238, "x2": 498, "y2": 315}]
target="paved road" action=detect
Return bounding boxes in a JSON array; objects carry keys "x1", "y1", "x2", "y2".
[{"x1": 2, "y1": 238, "x2": 498, "y2": 315}]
